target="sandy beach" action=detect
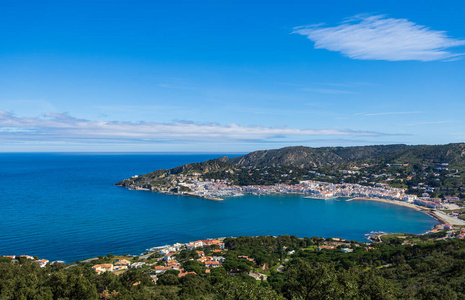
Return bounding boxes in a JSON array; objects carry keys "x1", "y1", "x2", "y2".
[{"x1": 347, "y1": 197, "x2": 465, "y2": 227}]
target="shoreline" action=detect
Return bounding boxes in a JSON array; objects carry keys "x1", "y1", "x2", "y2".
[
  {"x1": 137, "y1": 187, "x2": 448, "y2": 225},
  {"x1": 348, "y1": 197, "x2": 429, "y2": 212},
  {"x1": 347, "y1": 197, "x2": 453, "y2": 227},
  {"x1": 125, "y1": 187, "x2": 454, "y2": 237},
  {"x1": 130, "y1": 188, "x2": 225, "y2": 201}
]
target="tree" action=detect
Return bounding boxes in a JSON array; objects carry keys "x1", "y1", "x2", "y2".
[
  {"x1": 213, "y1": 277, "x2": 285, "y2": 300},
  {"x1": 158, "y1": 273, "x2": 179, "y2": 286},
  {"x1": 179, "y1": 274, "x2": 211, "y2": 297}
]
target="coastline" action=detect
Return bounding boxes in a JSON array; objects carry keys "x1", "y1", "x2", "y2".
[
  {"x1": 130, "y1": 187, "x2": 224, "y2": 201},
  {"x1": 130, "y1": 185, "x2": 454, "y2": 229},
  {"x1": 347, "y1": 197, "x2": 456, "y2": 227},
  {"x1": 136, "y1": 186, "x2": 448, "y2": 225},
  {"x1": 347, "y1": 197, "x2": 429, "y2": 212}
]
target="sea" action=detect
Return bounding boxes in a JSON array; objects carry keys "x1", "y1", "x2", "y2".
[{"x1": 0, "y1": 153, "x2": 439, "y2": 262}]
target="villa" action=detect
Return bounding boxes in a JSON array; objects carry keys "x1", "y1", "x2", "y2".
[{"x1": 92, "y1": 264, "x2": 114, "y2": 273}]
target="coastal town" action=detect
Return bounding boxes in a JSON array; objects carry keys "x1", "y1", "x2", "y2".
[
  {"x1": 120, "y1": 152, "x2": 465, "y2": 216},
  {"x1": 2, "y1": 237, "x2": 269, "y2": 284},
  {"x1": 5, "y1": 225, "x2": 465, "y2": 289},
  {"x1": 127, "y1": 171, "x2": 465, "y2": 225},
  {"x1": 6, "y1": 157, "x2": 465, "y2": 290}
]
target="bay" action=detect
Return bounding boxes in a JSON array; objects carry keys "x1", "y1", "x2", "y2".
[{"x1": 0, "y1": 153, "x2": 439, "y2": 262}]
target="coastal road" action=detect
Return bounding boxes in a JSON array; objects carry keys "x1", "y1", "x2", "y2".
[
  {"x1": 64, "y1": 264, "x2": 77, "y2": 269},
  {"x1": 79, "y1": 257, "x2": 99, "y2": 263}
]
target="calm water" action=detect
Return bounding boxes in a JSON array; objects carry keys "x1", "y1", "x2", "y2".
[{"x1": 0, "y1": 153, "x2": 439, "y2": 262}]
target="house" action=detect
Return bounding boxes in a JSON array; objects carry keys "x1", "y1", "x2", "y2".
[
  {"x1": 19, "y1": 255, "x2": 34, "y2": 260},
  {"x1": 341, "y1": 248, "x2": 353, "y2": 253},
  {"x1": 212, "y1": 256, "x2": 225, "y2": 262},
  {"x1": 114, "y1": 259, "x2": 131, "y2": 266},
  {"x1": 402, "y1": 195, "x2": 417, "y2": 203},
  {"x1": 154, "y1": 265, "x2": 170, "y2": 274},
  {"x1": 202, "y1": 239, "x2": 225, "y2": 249},
  {"x1": 318, "y1": 245, "x2": 335, "y2": 251},
  {"x1": 173, "y1": 243, "x2": 183, "y2": 251},
  {"x1": 445, "y1": 196, "x2": 460, "y2": 202},
  {"x1": 186, "y1": 240, "x2": 203, "y2": 250},
  {"x1": 198, "y1": 257, "x2": 208, "y2": 263},
  {"x1": 92, "y1": 264, "x2": 114, "y2": 273},
  {"x1": 131, "y1": 262, "x2": 146, "y2": 268},
  {"x1": 158, "y1": 249, "x2": 169, "y2": 255},
  {"x1": 166, "y1": 260, "x2": 180, "y2": 269},
  {"x1": 444, "y1": 224, "x2": 453, "y2": 230},
  {"x1": 205, "y1": 261, "x2": 221, "y2": 268},
  {"x1": 163, "y1": 252, "x2": 176, "y2": 261},
  {"x1": 321, "y1": 192, "x2": 334, "y2": 198},
  {"x1": 178, "y1": 271, "x2": 196, "y2": 277},
  {"x1": 34, "y1": 259, "x2": 49, "y2": 268}
]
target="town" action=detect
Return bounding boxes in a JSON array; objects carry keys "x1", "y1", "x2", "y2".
[
  {"x1": 5, "y1": 225, "x2": 465, "y2": 290},
  {"x1": 132, "y1": 170, "x2": 465, "y2": 223}
]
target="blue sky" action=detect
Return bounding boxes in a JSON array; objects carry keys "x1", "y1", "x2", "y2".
[{"x1": 1, "y1": 0, "x2": 465, "y2": 152}]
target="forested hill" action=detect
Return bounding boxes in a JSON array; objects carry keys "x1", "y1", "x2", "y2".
[
  {"x1": 117, "y1": 143, "x2": 465, "y2": 197},
  {"x1": 229, "y1": 144, "x2": 411, "y2": 168},
  {"x1": 229, "y1": 143, "x2": 465, "y2": 168}
]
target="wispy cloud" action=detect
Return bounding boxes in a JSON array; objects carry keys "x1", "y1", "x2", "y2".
[
  {"x1": 0, "y1": 111, "x2": 387, "y2": 144},
  {"x1": 293, "y1": 14, "x2": 465, "y2": 61},
  {"x1": 355, "y1": 111, "x2": 425, "y2": 116},
  {"x1": 406, "y1": 120, "x2": 459, "y2": 126}
]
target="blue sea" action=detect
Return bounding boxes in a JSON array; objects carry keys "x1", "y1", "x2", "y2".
[{"x1": 0, "y1": 153, "x2": 439, "y2": 262}]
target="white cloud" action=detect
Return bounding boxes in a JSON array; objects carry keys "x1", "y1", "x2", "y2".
[
  {"x1": 0, "y1": 111, "x2": 385, "y2": 144},
  {"x1": 293, "y1": 14, "x2": 465, "y2": 61}
]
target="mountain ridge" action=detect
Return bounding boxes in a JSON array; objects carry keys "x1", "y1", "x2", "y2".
[{"x1": 117, "y1": 143, "x2": 465, "y2": 198}]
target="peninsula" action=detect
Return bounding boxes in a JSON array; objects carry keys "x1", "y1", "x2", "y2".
[{"x1": 116, "y1": 144, "x2": 465, "y2": 221}]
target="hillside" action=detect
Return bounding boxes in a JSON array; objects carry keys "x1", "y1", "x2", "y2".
[
  {"x1": 3, "y1": 233, "x2": 465, "y2": 299},
  {"x1": 229, "y1": 144, "x2": 411, "y2": 168},
  {"x1": 117, "y1": 143, "x2": 465, "y2": 199}
]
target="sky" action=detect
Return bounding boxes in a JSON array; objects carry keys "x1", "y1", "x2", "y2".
[{"x1": 1, "y1": 0, "x2": 465, "y2": 152}]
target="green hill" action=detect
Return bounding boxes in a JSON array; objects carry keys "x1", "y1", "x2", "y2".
[{"x1": 117, "y1": 143, "x2": 465, "y2": 198}]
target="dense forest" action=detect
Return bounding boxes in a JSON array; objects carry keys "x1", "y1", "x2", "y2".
[{"x1": 2, "y1": 235, "x2": 465, "y2": 299}]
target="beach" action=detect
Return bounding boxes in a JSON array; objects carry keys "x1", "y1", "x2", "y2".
[
  {"x1": 348, "y1": 197, "x2": 465, "y2": 226},
  {"x1": 348, "y1": 197, "x2": 428, "y2": 212}
]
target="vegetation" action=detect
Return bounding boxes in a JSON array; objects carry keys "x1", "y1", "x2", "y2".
[{"x1": 3, "y1": 235, "x2": 465, "y2": 299}]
